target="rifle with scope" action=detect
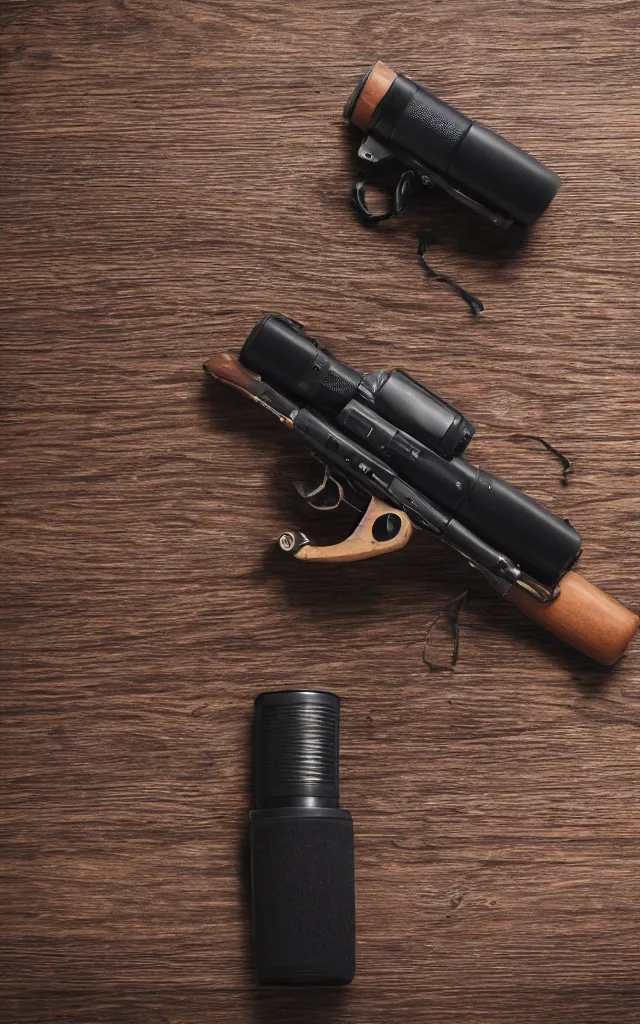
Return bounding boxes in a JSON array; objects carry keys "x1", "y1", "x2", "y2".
[{"x1": 204, "y1": 314, "x2": 638, "y2": 665}]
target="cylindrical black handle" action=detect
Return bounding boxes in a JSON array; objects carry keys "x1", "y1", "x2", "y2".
[
  {"x1": 251, "y1": 690, "x2": 355, "y2": 985},
  {"x1": 383, "y1": 75, "x2": 559, "y2": 225},
  {"x1": 347, "y1": 63, "x2": 560, "y2": 226},
  {"x1": 449, "y1": 122, "x2": 560, "y2": 227}
]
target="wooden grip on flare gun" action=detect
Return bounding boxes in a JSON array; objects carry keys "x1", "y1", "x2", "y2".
[
  {"x1": 506, "y1": 571, "x2": 639, "y2": 665},
  {"x1": 286, "y1": 497, "x2": 414, "y2": 563}
]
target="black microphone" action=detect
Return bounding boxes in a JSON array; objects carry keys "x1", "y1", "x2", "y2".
[{"x1": 250, "y1": 690, "x2": 355, "y2": 984}]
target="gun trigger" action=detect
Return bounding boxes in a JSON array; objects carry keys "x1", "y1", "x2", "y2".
[
  {"x1": 294, "y1": 465, "x2": 344, "y2": 511},
  {"x1": 352, "y1": 170, "x2": 416, "y2": 225},
  {"x1": 356, "y1": 134, "x2": 513, "y2": 229},
  {"x1": 278, "y1": 497, "x2": 413, "y2": 563}
]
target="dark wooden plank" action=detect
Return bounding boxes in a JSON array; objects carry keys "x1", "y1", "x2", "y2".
[{"x1": 1, "y1": 1, "x2": 639, "y2": 1021}]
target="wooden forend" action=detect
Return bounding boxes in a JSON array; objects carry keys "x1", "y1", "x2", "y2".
[{"x1": 507, "y1": 570, "x2": 639, "y2": 665}]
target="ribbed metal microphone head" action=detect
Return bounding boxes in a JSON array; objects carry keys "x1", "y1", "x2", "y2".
[{"x1": 253, "y1": 690, "x2": 340, "y2": 809}]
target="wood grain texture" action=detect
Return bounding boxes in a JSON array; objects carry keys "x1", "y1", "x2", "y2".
[
  {"x1": 350, "y1": 60, "x2": 397, "y2": 131},
  {"x1": 506, "y1": 570, "x2": 639, "y2": 665},
  {"x1": 0, "y1": 1, "x2": 639, "y2": 1022}
]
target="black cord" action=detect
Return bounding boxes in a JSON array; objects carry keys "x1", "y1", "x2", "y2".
[{"x1": 417, "y1": 230, "x2": 485, "y2": 316}]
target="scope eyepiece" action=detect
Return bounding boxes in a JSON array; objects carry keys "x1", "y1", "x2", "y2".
[
  {"x1": 240, "y1": 314, "x2": 474, "y2": 458},
  {"x1": 242, "y1": 314, "x2": 362, "y2": 414},
  {"x1": 346, "y1": 61, "x2": 560, "y2": 227}
]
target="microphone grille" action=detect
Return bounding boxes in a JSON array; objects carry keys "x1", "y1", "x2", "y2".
[{"x1": 254, "y1": 691, "x2": 340, "y2": 808}]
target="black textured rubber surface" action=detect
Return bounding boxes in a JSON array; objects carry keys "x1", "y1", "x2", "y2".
[{"x1": 251, "y1": 811, "x2": 356, "y2": 984}]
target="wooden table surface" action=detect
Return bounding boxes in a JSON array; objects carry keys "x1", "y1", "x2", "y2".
[{"x1": 2, "y1": 2, "x2": 639, "y2": 1022}]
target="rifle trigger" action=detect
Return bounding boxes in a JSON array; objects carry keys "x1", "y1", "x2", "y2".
[
  {"x1": 352, "y1": 168, "x2": 416, "y2": 225},
  {"x1": 294, "y1": 465, "x2": 344, "y2": 511}
]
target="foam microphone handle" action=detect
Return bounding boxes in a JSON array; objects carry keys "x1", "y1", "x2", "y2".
[{"x1": 250, "y1": 690, "x2": 356, "y2": 984}]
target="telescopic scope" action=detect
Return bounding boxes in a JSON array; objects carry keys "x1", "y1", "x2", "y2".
[
  {"x1": 345, "y1": 61, "x2": 560, "y2": 227},
  {"x1": 241, "y1": 313, "x2": 474, "y2": 459}
]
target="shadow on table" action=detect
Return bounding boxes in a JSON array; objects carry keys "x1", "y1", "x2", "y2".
[{"x1": 249, "y1": 985, "x2": 351, "y2": 1023}]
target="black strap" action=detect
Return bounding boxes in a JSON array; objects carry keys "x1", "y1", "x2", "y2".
[
  {"x1": 350, "y1": 171, "x2": 486, "y2": 316},
  {"x1": 417, "y1": 230, "x2": 485, "y2": 317},
  {"x1": 351, "y1": 170, "x2": 416, "y2": 225},
  {"x1": 507, "y1": 435, "x2": 573, "y2": 487}
]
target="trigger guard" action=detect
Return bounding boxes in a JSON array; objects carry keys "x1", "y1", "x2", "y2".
[
  {"x1": 352, "y1": 170, "x2": 416, "y2": 225},
  {"x1": 294, "y1": 466, "x2": 344, "y2": 511}
]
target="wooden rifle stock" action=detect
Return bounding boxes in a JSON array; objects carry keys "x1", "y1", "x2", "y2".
[
  {"x1": 506, "y1": 572, "x2": 638, "y2": 665},
  {"x1": 205, "y1": 352, "x2": 261, "y2": 396}
]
